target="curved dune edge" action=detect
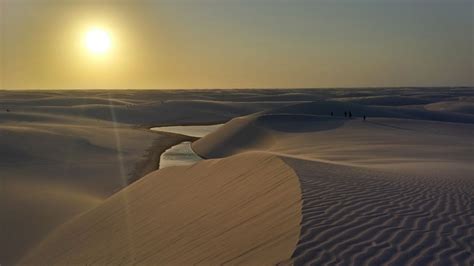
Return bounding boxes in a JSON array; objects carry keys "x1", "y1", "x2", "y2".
[
  {"x1": 193, "y1": 110, "x2": 474, "y2": 265},
  {"x1": 20, "y1": 152, "x2": 302, "y2": 265}
]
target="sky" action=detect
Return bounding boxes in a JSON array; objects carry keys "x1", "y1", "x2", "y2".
[{"x1": 0, "y1": 0, "x2": 472, "y2": 89}]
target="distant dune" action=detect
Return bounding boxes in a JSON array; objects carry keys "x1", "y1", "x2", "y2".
[
  {"x1": 424, "y1": 100, "x2": 474, "y2": 115},
  {"x1": 194, "y1": 102, "x2": 473, "y2": 176},
  {"x1": 2, "y1": 88, "x2": 473, "y2": 265}
]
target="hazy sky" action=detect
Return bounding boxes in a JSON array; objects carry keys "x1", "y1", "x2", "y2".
[{"x1": 1, "y1": 0, "x2": 472, "y2": 89}]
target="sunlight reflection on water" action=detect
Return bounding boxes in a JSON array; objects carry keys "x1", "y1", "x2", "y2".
[
  {"x1": 159, "y1": 141, "x2": 203, "y2": 169},
  {"x1": 150, "y1": 124, "x2": 223, "y2": 138},
  {"x1": 150, "y1": 124, "x2": 222, "y2": 169}
]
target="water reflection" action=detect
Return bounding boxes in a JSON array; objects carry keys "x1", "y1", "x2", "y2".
[
  {"x1": 150, "y1": 124, "x2": 222, "y2": 169},
  {"x1": 150, "y1": 124, "x2": 223, "y2": 138},
  {"x1": 159, "y1": 141, "x2": 203, "y2": 169}
]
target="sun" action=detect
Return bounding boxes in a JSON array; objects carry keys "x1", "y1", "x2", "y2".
[{"x1": 84, "y1": 28, "x2": 111, "y2": 54}]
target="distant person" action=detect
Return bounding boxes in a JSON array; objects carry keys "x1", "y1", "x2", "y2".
[
  {"x1": 344, "y1": 112, "x2": 347, "y2": 117},
  {"x1": 331, "y1": 112, "x2": 334, "y2": 116},
  {"x1": 363, "y1": 115, "x2": 366, "y2": 121},
  {"x1": 349, "y1": 112, "x2": 352, "y2": 119}
]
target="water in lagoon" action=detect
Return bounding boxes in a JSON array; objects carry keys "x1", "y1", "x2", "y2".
[
  {"x1": 150, "y1": 124, "x2": 223, "y2": 138},
  {"x1": 151, "y1": 124, "x2": 223, "y2": 169},
  {"x1": 159, "y1": 141, "x2": 203, "y2": 169}
]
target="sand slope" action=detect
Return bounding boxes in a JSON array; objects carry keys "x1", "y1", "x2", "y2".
[
  {"x1": 21, "y1": 152, "x2": 302, "y2": 265},
  {"x1": 192, "y1": 101, "x2": 474, "y2": 265},
  {"x1": 1, "y1": 91, "x2": 294, "y2": 265},
  {"x1": 286, "y1": 158, "x2": 473, "y2": 265},
  {"x1": 3, "y1": 89, "x2": 473, "y2": 265},
  {"x1": 194, "y1": 103, "x2": 473, "y2": 177},
  {"x1": 424, "y1": 100, "x2": 474, "y2": 115},
  {"x1": 0, "y1": 123, "x2": 166, "y2": 265}
]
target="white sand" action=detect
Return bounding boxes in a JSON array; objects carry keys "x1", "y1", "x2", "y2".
[
  {"x1": 192, "y1": 101, "x2": 474, "y2": 264},
  {"x1": 3, "y1": 88, "x2": 473, "y2": 265},
  {"x1": 20, "y1": 153, "x2": 302, "y2": 265},
  {"x1": 0, "y1": 90, "x2": 290, "y2": 265},
  {"x1": 194, "y1": 113, "x2": 473, "y2": 177},
  {"x1": 0, "y1": 122, "x2": 163, "y2": 264}
]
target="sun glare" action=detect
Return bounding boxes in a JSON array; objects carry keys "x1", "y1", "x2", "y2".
[{"x1": 85, "y1": 28, "x2": 111, "y2": 54}]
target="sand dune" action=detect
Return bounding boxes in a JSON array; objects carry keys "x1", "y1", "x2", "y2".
[
  {"x1": 194, "y1": 114, "x2": 473, "y2": 177},
  {"x1": 0, "y1": 123, "x2": 165, "y2": 264},
  {"x1": 3, "y1": 89, "x2": 473, "y2": 265},
  {"x1": 0, "y1": 90, "x2": 299, "y2": 265},
  {"x1": 4, "y1": 99, "x2": 294, "y2": 126},
  {"x1": 266, "y1": 100, "x2": 474, "y2": 124},
  {"x1": 21, "y1": 153, "x2": 302, "y2": 265},
  {"x1": 192, "y1": 101, "x2": 474, "y2": 264},
  {"x1": 425, "y1": 100, "x2": 474, "y2": 115},
  {"x1": 286, "y1": 157, "x2": 473, "y2": 265},
  {"x1": 336, "y1": 95, "x2": 432, "y2": 106}
]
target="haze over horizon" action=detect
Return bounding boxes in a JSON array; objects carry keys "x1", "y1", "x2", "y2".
[{"x1": 1, "y1": 0, "x2": 472, "y2": 89}]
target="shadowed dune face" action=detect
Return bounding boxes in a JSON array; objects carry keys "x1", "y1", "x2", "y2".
[
  {"x1": 1, "y1": 181, "x2": 102, "y2": 266},
  {"x1": 0, "y1": 124, "x2": 162, "y2": 264},
  {"x1": 21, "y1": 153, "x2": 302, "y2": 265}
]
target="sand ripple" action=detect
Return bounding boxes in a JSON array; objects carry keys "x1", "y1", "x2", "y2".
[{"x1": 284, "y1": 158, "x2": 474, "y2": 265}]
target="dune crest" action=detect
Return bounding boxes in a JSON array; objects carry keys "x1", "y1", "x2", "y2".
[
  {"x1": 193, "y1": 102, "x2": 474, "y2": 265},
  {"x1": 21, "y1": 152, "x2": 302, "y2": 265},
  {"x1": 4, "y1": 89, "x2": 473, "y2": 265}
]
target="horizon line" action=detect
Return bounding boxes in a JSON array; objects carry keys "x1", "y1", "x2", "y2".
[{"x1": 1, "y1": 86, "x2": 473, "y2": 91}]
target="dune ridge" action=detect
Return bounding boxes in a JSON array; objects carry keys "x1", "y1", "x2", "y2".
[
  {"x1": 192, "y1": 101, "x2": 474, "y2": 265},
  {"x1": 3, "y1": 89, "x2": 473, "y2": 265},
  {"x1": 1, "y1": 90, "x2": 293, "y2": 264},
  {"x1": 21, "y1": 152, "x2": 302, "y2": 265},
  {"x1": 194, "y1": 103, "x2": 473, "y2": 176}
]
